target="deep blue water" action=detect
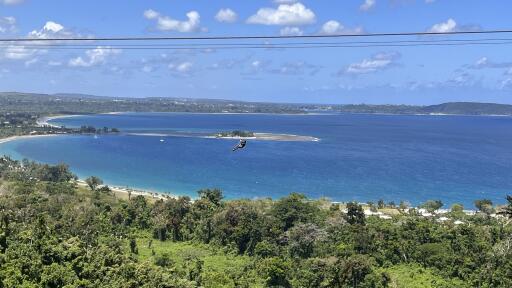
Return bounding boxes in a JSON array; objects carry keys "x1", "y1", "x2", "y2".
[{"x1": 1, "y1": 112, "x2": 512, "y2": 206}]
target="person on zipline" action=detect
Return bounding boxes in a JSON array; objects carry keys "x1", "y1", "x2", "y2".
[{"x1": 232, "y1": 139, "x2": 247, "y2": 151}]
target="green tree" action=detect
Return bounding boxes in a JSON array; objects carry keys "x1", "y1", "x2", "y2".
[
  {"x1": 259, "y1": 258, "x2": 291, "y2": 288},
  {"x1": 212, "y1": 201, "x2": 263, "y2": 254},
  {"x1": 329, "y1": 255, "x2": 374, "y2": 288},
  {"x1": 85, "y1": 176, "x2": 103, "y2": 191},
  {"x1": 498, "y1": 195, "x2": 512, "y2": 219},
  {"x1": 271, "y1": 193, "x2": 319, "y2": 231},
  {"x1": 474, "y1": 199, "x2": 494, "y2": 216},
  {"x1": 450, "y1": 203, "x2": 465, "y2": 218},
  {"x1": 187, "y1": 189, "x2": 224, "y2": 243},
  {"x1": 420, "y1": 200, "x2": 443, "y2": 213},
  {"x1": 345, "y1": 202, "x2": 365, "y2": 226},
  {"x1": 286, "y1": 223, "x2": 326, "y2": 258},
  {"x1": 254, "y1": 240, "x2": 279, "y2": 258},
  {"x1": 166, "y1": 196, "x2": 191, "y2": 241}
]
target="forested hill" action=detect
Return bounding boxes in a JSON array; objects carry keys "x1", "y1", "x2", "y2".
[
  {"x1": 418, "y1": 102, "x2": 512, "y2": 115},
  {"x1": 2, "y1": 92, "x2": 512, "y2": 116},
  {"x1": 331, "y1": 102, "x2": 512, "y2": 115}
]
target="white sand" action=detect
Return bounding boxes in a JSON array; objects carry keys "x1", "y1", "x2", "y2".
[
  {"x1": 76, "y1": 180, "x2": 175, "y2": 200},
  {"x1": 0, "y1": 134, "x2": 58, "y2": 145}
]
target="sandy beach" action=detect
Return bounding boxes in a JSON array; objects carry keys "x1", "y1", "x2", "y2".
[
  {"x1": 0, "y1": 134, "x2": 58, "y2": 145},
  {"x1": 211, "y1": 132, "x2": 320, "y2": 142},
  {"x1": 128, "y1": 132, "x2": 320, "y2": 142},
  {"x1": 36, "y1": 114, "x2": 80, "y2": 128},
  {"x1": 75, "y1": 179, "x2": 175, "y2": 201}
]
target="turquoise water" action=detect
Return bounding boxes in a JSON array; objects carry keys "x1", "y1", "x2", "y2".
[{"x1": 1, "y1": 112, "x2": 512, "y2": 206}]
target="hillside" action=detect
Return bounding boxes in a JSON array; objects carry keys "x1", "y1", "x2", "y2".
[{"x1": 0, "y1": 158, "x2": 511, "y2": 287}]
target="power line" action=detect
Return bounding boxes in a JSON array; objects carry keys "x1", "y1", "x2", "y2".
[
  {"x1": 1, "y1": 29, "x2": 512, "y2": 42},
  {"x1": 2, "y1": 40, "x2": 512, "y2": 51},
  {"x1": 3, "y1": 37, "x2": 512, "y2": 48}
]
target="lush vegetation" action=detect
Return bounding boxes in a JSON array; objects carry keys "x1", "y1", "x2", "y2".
[
  {"x1": 0, "y1": 93, "x2": 304, "y2": 115},
  {"x1": 0, "y1": 157, "x2": 511, "y2": 287}
]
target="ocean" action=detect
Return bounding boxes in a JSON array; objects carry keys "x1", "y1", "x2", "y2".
[{"x1": 1, "y1": 112, "x2": 512, "y2": 207}]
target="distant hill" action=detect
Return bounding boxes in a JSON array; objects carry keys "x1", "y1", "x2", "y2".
[
  {"x1": 330, "y1": 102, "x2": 512, "y2": 116},
  {"x1": 1, "y1": 92, "x2": 512, "y2": 116},
  {"x1": 418, "y1": 102, "x2": 512, "y2": 116}
]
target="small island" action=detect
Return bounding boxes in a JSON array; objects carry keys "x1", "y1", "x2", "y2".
[
  {"x1": 212, "y1": 130, "x2": 319, "y2": 142},
  {"x1": 215, "y1": 130, "x2": 255, "y2": 138}
]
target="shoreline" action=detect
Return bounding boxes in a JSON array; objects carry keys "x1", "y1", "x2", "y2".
[
  {"x1": 0, "y1": 134, "x2": 59, "y2": 145},
  {"x1": 209, "y1": 132, "x2": 320, "y2": 142},
  {"x1": 37, "y1": 114, "x2": 82, "y2": 128},
  {"x1": 75, "y1": 179, "x2": 173, "y2": 201},
  {"x1": 128, "y1": 132, "x2": 320, "y2": 142},
  {"x1": 0, "y1": 135, "x2": 498, "y2": 212},
  {"x1": 94, "y1": 111, "x2": 512, "y2": 117}
]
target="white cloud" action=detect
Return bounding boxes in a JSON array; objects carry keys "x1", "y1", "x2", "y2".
[
  {"x1": 0, "y1": 16, "x2": 16, "y2": 33},
  {"x1": 2, "y1": 46, "x2": 35, "y2": 60},
  {"x1": 507, "y1": 68, "x2": 512, "y2": 75},
  {"x1": 475, "y1": 57, "x2": 488, "y2": 67},
  {"x1": 428, "y1": 18, "x2": 457, "y2": 33},
  {"x1": 168, "y1": 61, "x2": 193, "y2": 75},
  {"x1": 144, "y1": 9, "x2": 202, "y2": 32},
  {"x1": 319, "y1": 20, "x2": 364, "y2": 35},
  {"x1": 215, "y1": 8, "x2": 237, "y2": 23},
  {"x1": 143, "y1": 9, "x2": 159, "y2": 20},
  {"x1": 501, "y1": 78, "x2": 512, "y2": 89},
  {"x1": 360, "y1": 0, "x2": 376, "y2": 11},
  {"x1": 280, "y1": 26, "x2": 303, "y2": 36},
  {"x1": 447, "y1": 72, "x2": 477, "y2": 86},
  {"x1": 247, "y1": 3, "x2": 315, "y2": 26},
  {"x1": 28, "y1": 21, "x2": 77, "y2": 39},
  {"x1": 24, "y1": 58, "x2": 38, "y2": 67},
  {"x1": 1, "y1": 21, "x2": 86, "y2": 62},
  {"x1": 270, "y1": 61, "x2": 320, "y2": 75},
  {"x1": 1, "y1": 0, "x2": 24, "y2": 5},
  {"x1": 470, "y1": 57, "x2": 512, "y2": 69},
  {"x1": 344, "y1": 52, "x2": 400, "y2": 74},
  {"x1": 68, "y1": 46, "x2": 121, "y2": 67}
]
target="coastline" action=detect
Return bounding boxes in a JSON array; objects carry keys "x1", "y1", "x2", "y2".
[
  {"x1": 2, "y1": 111, "x2": 507, "y2": 208},
  {"x1": 0, "y1": 134, "x2": 494, "y2": 215},
  {"x1": 75, "y1": 179, "x2": 173, "y2": 201},
  {"x1": 0, "y1": 134, "x2": 58, "y2": 145},
  {"x1": 36, "y1": 114, "x2": 81, "y2": 128},
  {"x1": 0, "y1": 133, "x2": 175, "y2": 202}
]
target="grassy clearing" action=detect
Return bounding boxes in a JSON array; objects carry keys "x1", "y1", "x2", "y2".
[
  {"x1": 383, "y1": 264, "x2": 469, "y2": 288},
  {"x1": 129, "y1": 232, "x2": 264, "y2": 287}
]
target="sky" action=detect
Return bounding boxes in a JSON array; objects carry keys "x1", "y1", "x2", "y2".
[{"x1": 0, "y1": 0, "x2": 512, "y2": 104}]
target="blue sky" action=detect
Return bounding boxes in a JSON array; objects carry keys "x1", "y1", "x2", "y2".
[{"x1": 1, "y1": 0, "x2": 511, "y2": 104}]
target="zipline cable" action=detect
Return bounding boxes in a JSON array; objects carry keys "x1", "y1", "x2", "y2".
[{"x1": 1, "y1": 29, "x2": 512, "y2": 42}]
